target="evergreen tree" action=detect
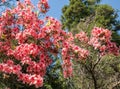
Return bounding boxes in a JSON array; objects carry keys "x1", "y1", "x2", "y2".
[{"x1": 61, "y1": 0, "x2": 120, "y2": 32}]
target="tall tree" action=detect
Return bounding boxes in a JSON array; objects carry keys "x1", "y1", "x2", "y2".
[
  {"x1": 61, "y1": 0, "x2": 120, "y2": 89},
  {"x1": 61, "y1": 0, "x2": 91, "y2": 30},
  {"x1": 61, "y1": 0, "x2": 101, "y2": 30},
  {"x1": 61, "y1": 0, "x2": 120, "y2": 32}
]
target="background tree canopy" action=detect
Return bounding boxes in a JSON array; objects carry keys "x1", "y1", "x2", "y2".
[{"x1": 61, "y1": 0, "x2": 120, "y2": 45}]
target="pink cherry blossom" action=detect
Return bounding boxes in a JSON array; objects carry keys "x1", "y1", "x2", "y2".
[{"x1": 75, "y1": 31, "x2": 88, "y2": 43}]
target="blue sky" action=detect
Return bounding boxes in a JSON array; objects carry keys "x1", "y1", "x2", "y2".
[
  {"x1": 46, "y1": 0, "x2": 120, "y2": 20},
  {"x1": 46, "y1": 0, "x2": 69, "y2": 20}
]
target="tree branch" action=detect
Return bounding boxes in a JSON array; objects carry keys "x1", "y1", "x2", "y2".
[
  {"x1": 92, "y1": 53, "x2": 101, "y2": 70},
  {"x1": 108, "y1": 81, "x2": 120, "y2": 89}
]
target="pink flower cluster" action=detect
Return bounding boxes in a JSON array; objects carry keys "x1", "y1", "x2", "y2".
[
  {"x1": 38, "y1": 0, "x2": 50, "y2": 13},
  {"x1": 2, "y1": 0, "x2": 6, "y2": 3},
  {"x1": 71, "y1": 45, "x2": 89, "y2": 59},
  {"x1": 105, "y1": 41, "x2": 119, "y2": 56},
  {"x1": 91, "y1": 27, "x2": 111, "y2": 42},
  {"x1": 61, "y1": 32, "x2": 89, "y2": 78},
  {"x1": 0, "y1": 0, "x2": 72, "y2": 87},
  {"x1": 89, "y1": 27, "x2": 119, "y2": 55},
  {"x1": 0, "y1": 0, "x2": 55, "y2": 88},
  {"x1": 0, "y1": 60, "x2": 21, "y2": 75},
  {"x1": 18, "y1": 73, "x2": 43, "y2": 88},
  {"x1": 10, "y1": 43, "x2": 39, "y2": 60},
  {"x1": 75, "y1": 31, "x2": 88, "y2": 43},
  {"x1": 0, "y1": 60, "x2": 43, "y2": 87},
  {"x1": 62, "y1": 57, "x2": 73, "y2": 78},
  {"x1": 61, "y1": 42, "x2": 73, "y2": 78},
  {"x1": 89, "y1": 27, "x2": 111, "y2": 49},
  {"x1": 0, "y1": 42, "x2": 10, "y2": 53}
]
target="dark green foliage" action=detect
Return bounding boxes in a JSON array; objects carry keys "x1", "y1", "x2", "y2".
[
  {"x1": 61, "y1": 0, "x2": 91, "y2": 30},
  {"x1": 94, "y1": 4, "x2": 118, "y2": 30},
  {"x1": 112, "y1": 31, "x2": 120, "y2": 45},
  {"x1": 42, "y1": 59, "x2": 67, "y2": 89},
  {"x1": 61, "y1": 0, "x2": 120, "y2": 32}
]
